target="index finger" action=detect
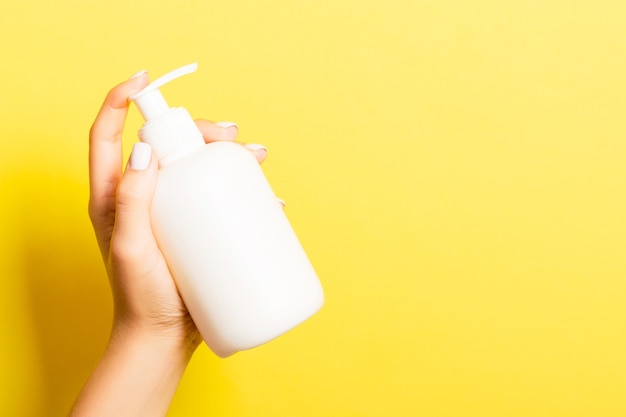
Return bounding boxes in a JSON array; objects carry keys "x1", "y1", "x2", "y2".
[{"x1": 88, "y1": 72, "x2": 149, "y2": 237}]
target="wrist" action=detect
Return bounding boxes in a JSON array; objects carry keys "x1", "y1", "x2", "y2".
[
  {"x1": 110, "y1": 316, "x2": 200, "y2": 362},
  {"x1": 70, "y1": 314, "x2": 198, "y2": 417}
]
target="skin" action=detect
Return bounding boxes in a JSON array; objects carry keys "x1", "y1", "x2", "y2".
[{"x1": 69, "y1": 72, "x2": 268, "y2": 417}]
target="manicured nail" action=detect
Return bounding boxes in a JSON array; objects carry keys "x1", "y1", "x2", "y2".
[
  {"x1": 129, "y1": 142, "x2": 152, "y2": 170},
  {"x1": 216, "y1": 121, "x2": 238, "y2": 129},
  {"x1": 243, "y1": 143, "x2": 267, "y2": 152},
  {"x1": 244, "y1": 143, "x2": 268, "y2": 160},
  {"x1": 277, "y1": 198, "x2": 286, "y2": 208},
  {"x1": 129, "y1": 69, "x2": 148, "y2": 79}
]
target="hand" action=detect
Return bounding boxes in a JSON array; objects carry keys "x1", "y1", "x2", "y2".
[
  {"x1": 88, "y1": 72, "x2": 268, "y2": 348},
  {"x1": 71, "y1": 71, "x2": 268, "y2": 417}
]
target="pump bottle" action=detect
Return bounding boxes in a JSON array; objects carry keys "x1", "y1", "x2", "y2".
[{"x1": 129, "y1": 64, "x2": 324, "y2": 357}]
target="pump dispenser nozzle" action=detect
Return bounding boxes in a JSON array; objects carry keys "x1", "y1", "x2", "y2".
[
  {"x1": 129, "y1": 63, "x2": 204, "y2": 166},
  {"x1": 129, "y1": 63, "x2": 198, "y2": 121}
]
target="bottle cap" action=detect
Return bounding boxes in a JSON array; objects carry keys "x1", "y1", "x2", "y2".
[
  {"x1": 129, "y1": 63, "x2": 204, "y2": 166},
  {"x1": 129, "y1": 63, "x2": 198, "y2": 121}
]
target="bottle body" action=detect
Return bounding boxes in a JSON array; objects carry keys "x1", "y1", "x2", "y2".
[{"x1": 150, "y1": 141, "x2": 324, "y2": 357}]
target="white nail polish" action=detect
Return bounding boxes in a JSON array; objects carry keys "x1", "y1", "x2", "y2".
[
  {"x1": 216, "y1": 121, "x2": 238, "y2": 129},
  {"x1": 277, "y1": 198, "x2": 286, "y2": 208},
  {"x1": 129, "y1": 69, "x2": 148, "y2": 79},
  {"x1": 244, "y1": 143, "x2": 267, "y2": 152},
  {"x1": 129, "y1": 142, "x2": 152, "y2": 170}
]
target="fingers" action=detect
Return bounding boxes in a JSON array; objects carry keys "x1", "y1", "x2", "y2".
[
  {"x1": 194, "y1": 119, "x2": 268, "y2": 163},
  {"x1": 195, "y1": 120, "x2": 239, "y2": 142},
  {"x1": 89, "y1": 72, "x2": 150, "y2": 247},
  {"x1": 243, "y1": 143, "x2": 268, "y2": 164},
  {"x1": 110, "y1": 143, "x2": 159, "y2": 263}
]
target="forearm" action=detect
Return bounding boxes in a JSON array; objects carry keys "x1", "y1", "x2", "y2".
[{"x1": 69, "y1": 323, "x2": 194, "y2": 417}]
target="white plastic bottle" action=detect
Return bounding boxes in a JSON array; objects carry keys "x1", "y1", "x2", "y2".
[{"x1": 129, "y1": 64, "x2": 324, "y2": 357}]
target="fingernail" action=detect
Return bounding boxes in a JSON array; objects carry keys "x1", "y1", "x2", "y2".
[
  {"x1": 216, "y1": 121, "x2": 238, "y2": 129},
  {"x1": 243, "y1": 143, "x2": 267, "y2": 152},
  {"x1": 129, "y1": 69, "x2": 148, "y2": 80},
  {"x1": 277, "y1": 198, "x2": 286, "y2": 208},
  {"x1": 129, "y1": 142, "x2": 152, "y2": 170}
]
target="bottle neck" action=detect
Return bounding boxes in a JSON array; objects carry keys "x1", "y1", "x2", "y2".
[{"x1": 138, "y1": 107, "x2": 204, "y2": 167}]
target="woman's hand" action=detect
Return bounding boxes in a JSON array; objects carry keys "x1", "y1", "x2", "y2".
[
  {"x1": 70, "y1": 71, "x2": 268, "y2": 417},
  {"x1": 88, "y1": 71, "x2": 197, "y2": 348}
]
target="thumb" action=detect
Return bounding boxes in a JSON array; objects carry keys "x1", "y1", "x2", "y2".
[{"x1": 111, "y1": 142, "x2": 158, "y2": 259}]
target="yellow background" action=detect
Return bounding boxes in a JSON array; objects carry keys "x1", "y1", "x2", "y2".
[{"x1": 1, "y1": 0, "x2": 625, "y2": 415}]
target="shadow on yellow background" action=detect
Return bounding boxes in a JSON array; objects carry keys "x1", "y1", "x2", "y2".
[
  {"x1": 19, "y1": 172, "x2": 109, "y2": 413},
  {"x1": 1, "y1": 1, "x2": 626, "y2": 416},
  {"x1": 0, "y1": 159, "x2": 107, "y2": 413}
]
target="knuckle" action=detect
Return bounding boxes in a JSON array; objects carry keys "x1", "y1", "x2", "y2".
[
  {"x1": 109, "y1": 233, "x2": 144, "y2": 263},
  {"x1": 87, "y1": 199, "x2": 98, "y2": 223}
]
